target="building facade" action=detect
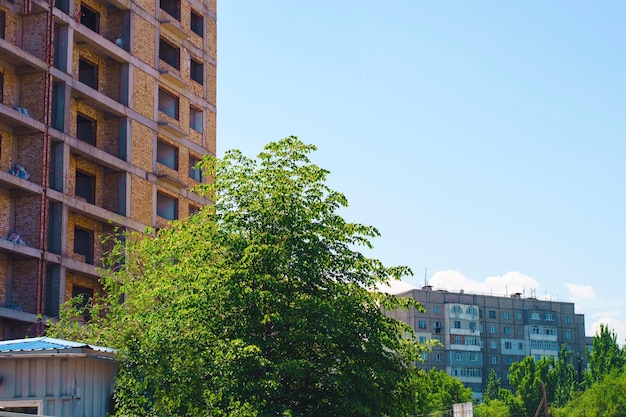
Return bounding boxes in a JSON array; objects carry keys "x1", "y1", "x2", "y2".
[
  {"x1": 0, "y1": 0, "x2": 216, "y2": 338},
  {"x1": 387, "y1": 286, "x2": 588, "y2": 400}
]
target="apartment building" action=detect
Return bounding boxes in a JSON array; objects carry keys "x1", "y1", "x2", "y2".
[
  {"x1": 0, "y1": 0, "x2": 216, "y2": 339},
  {"x1": 387, "y1": 285, "x2": 588, "y2": 400}
]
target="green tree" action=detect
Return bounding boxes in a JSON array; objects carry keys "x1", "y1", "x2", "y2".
[
  {"x1": 412, "y1": 368, "x2": 472, "y2": 416},
  {"x1": 508, "y1": 355, "x2": 553, "y2": 416},
  {"x1": 484, "y1": 369, "x2": 502, "y2": 402},
  {"x1": 49, "y1": 137, "x2": 427, "y2": 417},
  {"x1": 551, "y1": 344, "x2": 578, "y2": 407},
  {"x1": 555, "y1": 369, "x2": 626, "y2": 417},
  {"x1": 585, "y1": 324, "x2": 626, "y2": 387}
]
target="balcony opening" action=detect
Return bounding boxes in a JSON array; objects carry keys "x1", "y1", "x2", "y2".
[
  {"x1": 53, "y1": 25, "x2": 68, "y2": 71},
  {"x1": 72, "y1": 285, "x2": 94, "y2": 321},
  {"x1": 75, "y1": 170, "x2": 95, "y2": 203},
  {"x1": 158, "y1": 88, "x2": 179, "y2": 119},
  {"x1": 47, "y1": 201, "x2": 63, "y2": 254},
  {"x1": 191, "y1": 10, "x2": 203, "y2": 37},
  {"x1": 0, "y1": 71, "x2": 4, "y2": 104},
  {"x1": 157, "y1": 192, "x2": 178, "y2": 220},
  {"x1": 189, "y1": 105, "x2": 202, "y2": 132},
  {"x1": 76, "y1": 113, "x2": 96, "y2": 145},
  {"x1": 159, "y1": 38, "x2": 180, "y2": 69},
  {"x1": 0, "y1": 10, "x2": 5, "y2": 39},
  {"x1": 80, "y1": 4, "x2": 100, "y2": 33},
  {"x1": 74, "y1": 227, "x2": 94, "y2": 264},
  {"x1": 78, "y1": 58, "x2": 98, "y2": 89},
  {"x1": 190, "y1": 58, "x2": 203, "y2": 85},
  {"x1": 160, "y1": 0, "x2": 180, "y2": 20},
  {"x1": 51, "y1": 83, "x2": 65, "y2": 130},
  {"x1": 45, "y1": 265, "x2": 61, "y2": 317},
  {"x1": 189, "y1": 155, "x2": 202, "y2": 182},
  {"x1": 157, "y1": 140, "x2": 178, "y2": 170},
  {"x1": 56, "y1": 0, "x2": 69, "y2": 14}
]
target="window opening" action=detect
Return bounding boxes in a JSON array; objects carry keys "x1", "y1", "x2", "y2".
[
  {"x1": 190, "y1": 58, "x2": 203, "y2": 84},
  {"x1": 80, "y1": 4, "x2": 100, "y2": 33},
  {"x1": 159, "y1": 38, "x2": 180, "y2": 69},
  {"x1": 189, "y1": 156, "x2": 202, "y2": 181},
  {"x1": 189, "y1": 106, "x2": 202, "y2": 132},
  {"x1": 157, "y1": 192, "x2": 178, "y2": 220},
  {"x1": 78, "y1": 58, "x2": 98, "y2": 89},
  {"x1": 158, "y1": 88, "x2": 179, "y2": 119},
  {"x1": 76, "y1": 113, "x2": 96, "y2": 145},
  {"x1": 191, "y1": 10, "x2": 203, "y2": 37},
  {"x1": 0, "y1": 71, "x2": 3, "y2": 103},
  {"x1": 160, "y1": 0, "x2": 180, "y2": 20},
  {"x1": 74, "y1": 227, "x2": 94, "y2": 264},
  {"x1": 0, "y1": 10, "x2": 5, "y2": 39},
  {"x1": 72, "y1": 285, "x2": 94, "y2": 321},
  {"x1": 75, "y1": 170, "x2": 95, "y2": 203},
  {"x1": 157, "y1": 140, "x2": 178, "y2": 170}
]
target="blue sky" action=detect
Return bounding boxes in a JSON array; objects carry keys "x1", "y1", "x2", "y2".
[{"x1": 217, "y1": 2, "x2": 626, "y2": 342}]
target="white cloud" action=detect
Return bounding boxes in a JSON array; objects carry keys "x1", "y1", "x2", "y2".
[
  {"x1": 590, "y1": 314, "x2": 626, "y2": 345},
  {"x1": 377, "y1": 279, "x2": 418, "y2": 294},
  {"x1": 428, "y1": 270, "x2": 542, "y2": 298},
  {"x1": 564, "y1": 283, "x2": 596, "y2": 301}
]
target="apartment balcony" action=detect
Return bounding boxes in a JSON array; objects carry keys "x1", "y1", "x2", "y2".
[
  {"x1": 0, "y1": 38, "x2": 47, "y2": 73},
  {"x1": 0, "y1": 102, "x2": 47, "y2": 134},
  {"x1": 0, "y1": 170, "x2": 44, "y2": 195}
]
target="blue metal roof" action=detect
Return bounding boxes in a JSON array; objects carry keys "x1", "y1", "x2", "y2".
[{"x1": 0, "y1": 337, "x2": 115, "y2": 353}]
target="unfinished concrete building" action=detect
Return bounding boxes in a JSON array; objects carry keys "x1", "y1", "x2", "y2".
[{"x1": 0, "y1": 0, "x2": 216, "y2": 338}]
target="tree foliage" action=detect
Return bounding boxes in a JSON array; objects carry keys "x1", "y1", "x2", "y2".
[
  {"x1": 584, "y1": 323, "x2": 626, "y2": 387},
  {"x1": 554, "y1": 369, "x2": 626, "y2": 417},
  {"x1": 49, "y1": 137, "x2": 427, "y2": 417},
  {"x1": 412, "y1": 368, "x2": 472, "y2": 416}
]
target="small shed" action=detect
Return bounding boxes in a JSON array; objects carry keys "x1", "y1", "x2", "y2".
[{"x1": 0, "y1": 337, "x2": 118, "y2": 417}]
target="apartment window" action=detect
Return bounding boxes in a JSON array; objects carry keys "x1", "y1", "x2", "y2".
[
  {"x1": 421, "y1": 352, "x2": 428, "y2": 361},
  {"x1": 451, "y1": 305, "x2": 462, "y2": 314},
  {"x1": 491, "y1": 356, "x2": 498, "y2": 365},
  {"x1": 433, "y1": 306, "x2": 440, "y2": 315},
  {"x1": 531, "y1": 312, "x2": 540, "y2": 320},
  {"x1": 417, "y1": 320, "x2": 427, "y2": 329},
  {"x1": 190, "y1": 58, "x2": 203, "y2": 85},
  {"x1": 504, "y1": 341, "x2": 512, "y2": 350},
  {"x1": 158, "y1": 88, "x2": 179, "y2": 119},
  {"x1": 489, "y1": 325, "x2": 496, "y2": 334},
  {"x1": 545, "y1": 313, "x2": 554, "y2": 321},
  {"x1": 75, "y1": 170, "x2": 95, "y2": 204},
  {"x1": 516, "y1": 312, "x2": 522, "y2": 320},
  {"x1": 189, "y1": 205, "x2": 200, "y2": 216},
  {"x1": 189, "y1": 106, "x2": 203, "y2": 132},
  {"x1": 532, "y1": 326, "x2": 540, "y2": 334},
  {"x1": 160, "y1": 38, "x2": 180, "y2": 69},
  {"x1": 469, "y1": 352, "x2": 477, "y2": 361},
  {"x1": 157, "y1": 140, "x2": 178, "y2": 170},
  {"x1": 490, "y1": 340, "x2": 497, "y2": 349},
  {"x1": 565, "y1": 316, "x2": 572, "y2": 324},
  {"x1": 191, "y1": 10, "x2": 203, "y2": 37},
  {"x1": 466, "y1": 306, "x2": 478, "y2": 315},
  {"x1": 78, "y1": 58, "x2": 98, "y2": 89},
  {"x1": 0, "y1": 10, "x2": 5, "y2": 39},
  {"x1": 76, "y1": 113, "x2": 96, "y2": 145},
  {"x1": 517, "y1": 327, "x2": 523, "y2": 336},
  {"x1": 74, "y1": 227, "x2": 94, "y2": 264},
  {"x1": 505, "y1": 357, "x2": 513, "y2": 365},
  {"x1": 545, "y1": 326, "x2": 556, "y2": 336},
  {"x1": 435, "y1": 352, "x2": 443, "y2": 361},
  {"x1": 518, "y1": 342, "x2": 524, "y2": 350},
  {"x1": 456, "y1": 352, "x2": 463, "y2": 361},
  {"x1": 433, "y1": 321, "x2": 442, "y2": 333},
  {"x1": 454, "y1": 320, "x2": 461, "y2": 329},
  {"x1": 189, "y1": 156, "x2": 202, "y2": 181},
  {"x1": 469, "y1": 322, "x2": 476, "y2": 331},
  {"x1": 503, "y1": 311, "x2": 511, "y2": 320},
  {"x1": 160, "y1": 0, "x2": 180, "y2": 20},
  {"x1": 488, "y1": 310, "x2": 496, "y2": 319},
  {"x1": 419, "y1": 336, "x2": 426, "y2": 343},
  {"x1": 157, "y1": 192, "x2": 178, "y2": 220},
  {"x1": 80, "y1": 4, "x2": 100, "y2": 33},
  {"x1": 504, "y1": 326, "x2": 512, "y2": 335},
  {"x1": 72, "y1": 285, "x2": 94, "y2": 321},
  {"x1": 453, "y1": 336, "x2": 462, "y2": 345}
]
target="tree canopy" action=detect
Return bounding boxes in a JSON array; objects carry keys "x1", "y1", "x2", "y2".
[{"x1": 49, "y1": 137, "x2": 426, "y2": 417}]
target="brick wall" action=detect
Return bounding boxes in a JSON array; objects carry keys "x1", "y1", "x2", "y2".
[
  {"x1": 129, "y1": 120, "x2": 153, "y2": 171},
  {"x1": 11, "y1": 259, "x2": 39, "y2": 311},
  {"x1": 21, "y1": 13, "x2": 48, "y2": 60},
  {"x1": 0, "y1": 191, "x2": 10, "y2": 237},
  {"x1": 0, "y1": 130, "x2": 13, "y2": 171},
  {"x1": 14, "y1": 195, "x2": 41, "y2": 247},
  {"x1": 132, "y1": 16, "x2": 155, "y2": 66},
  {"x1": 16, "y1": 133, "x2": 44, "y2": 185},
  {"x1": 130, "y1": 174, "x2": 152, "y2": 225},
  {"x1": 132, "y1": 69, "x2": 155, "y2": 118},
  {"x1": 19, "y1": 73, "x2": 47, "y2": 123},
  {"x1": 0, "y1": 258, "x2": 6, "y2": 305}
]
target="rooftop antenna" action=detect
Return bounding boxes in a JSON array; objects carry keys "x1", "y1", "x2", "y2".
[{"x1": 424, "y1": 268, "x2": 428, "y2": 286}]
